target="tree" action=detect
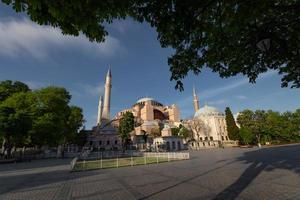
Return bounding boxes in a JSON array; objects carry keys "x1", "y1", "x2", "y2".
[
  {"x1": 0, "y1": 80, "x2": 30, "y2": 102},
  {"x1": 237, "y1": 110, "x2": 267, "y2": 146},
  {"x1": 225, "y1": 107, "x2": 239, "y2": 140},
  {"x1": 3, "y1": 1, "x2": 300, "y2": 90},
  {"x1": 188, "y1": 118, "x2": 207, "y2": 140},
  {"x1": 171, "y1": 127, "x2": 180, "y2": 136},
  {"x1": 237, "y1": 108, "x2": 300, "y2": 145},
  {"x1": 239, "y1": 127, "x2": 255, "y2": 145},
  {"x1": 118, "y1": 112, "x2": 134, "y2": 150},
  {"x1": 178, "y1": 125, "x2": 191, "y2": 139},
  {"x1": 73, "y1": 129, "x2": 88, "y2": 147},
  {"x1": 1, "y1": 92, "x2": 36, "y2": 149},
  {"x1": 64, "y1": 106, "x2": 85, "y2": 144},
  {"x1": 0, "y1": 106, "x2": 17, "y2": 157},
  {"x1": 150, "y1": 127, "x2": 161, "y2": 138},
  {"x1": 30, "y1": 87, "x2": 72, "y2": 147}
]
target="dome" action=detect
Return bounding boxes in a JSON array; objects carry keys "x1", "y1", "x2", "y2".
[
  {"x1": 194, "y1": 105, "x2": 224, "y2": 118},
  {"x1": 136, "y1": 97, "x2": 154, "y2": 103},
  {"x1": 135, "y1": 97, "x2": 163, "y2": 107}
]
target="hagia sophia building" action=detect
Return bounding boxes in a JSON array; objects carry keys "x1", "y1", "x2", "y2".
[{"x1": 87, "y1": 67, "x2": 235, "y2": 151}]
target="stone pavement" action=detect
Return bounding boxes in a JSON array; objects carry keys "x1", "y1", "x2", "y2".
[{"x1": 0, "y1": 144, "x2": 299, "y2": 200}]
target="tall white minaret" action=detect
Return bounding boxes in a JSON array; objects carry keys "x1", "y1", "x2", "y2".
[
  {"x1": 97, "y1": 95, "x2": 103, "y2": 125},
  {"x1": 102, "y1": 67, "x2": 111, "y2": 121},
  {"x1": 193, "y1": 85, "x2": 199, "y2": 112}
]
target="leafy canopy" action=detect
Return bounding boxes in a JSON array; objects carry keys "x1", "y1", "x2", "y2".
[
  {"x1": 118, "y1": 111, "x2": 134, "y2": 142},
  {"x1": 2, "y1": 0, "x2": 300, "y2": 90}
]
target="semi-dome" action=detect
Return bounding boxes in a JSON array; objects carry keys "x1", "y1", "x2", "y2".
[{"x1": 194, "y1": 105, "x2": 224, "y2": 118}]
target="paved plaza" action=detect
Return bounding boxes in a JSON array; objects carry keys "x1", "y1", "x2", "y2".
[{"x1": 0, "y1": 144, "x2": 299, "y2": 200}]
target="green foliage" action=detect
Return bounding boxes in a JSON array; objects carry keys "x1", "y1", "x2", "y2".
[
  {"x1": 0, "y1": 80, "x2": 30, "y2": 102},
  {"x1": 178, "y1": 125, "x2": 190, "y2": 139},
  {"x1": 237, "y1": 109, "x2": 300, "y2": 145},
  {"x1": 2, "y1": 1, "x2": 300, "y2": 90},
  {"x1": 118, "y1": 112, "x2": 134, "y2": 149},
  {"x1": 0, "y1": 80, "x2": 84, "y2": 153},
  {"x1": 73, "y1": 129, "x2": 88, "y2": 147},
  {"x1": 225, "y1": 107, "x2": 239, "y2": 140},
  {"x1": 239, "y1": 127, "x2": 255, "y2": 145},
  {"x1": 171, "y1": 127, "x2": 180, "y2": 136}
]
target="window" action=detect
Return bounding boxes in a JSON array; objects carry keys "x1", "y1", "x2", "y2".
[
  {"x1": 90, "y1": 141, "x2": 93, "y2": 146},
  {"x1": 200, "y1": 137, "x2": 203, "y2": 141},
  {"x1": 226, "y1": 136, "x2": 228, "y2": 141},
  {"x1": 172, "y1": 141, "x2": 176, "y2": 150},
  {"x1": 205, "y1": 137, "x2": 208, "y2": 141},
  {"x1": 107, "y1": 140, "x2": 110, "y2": 145},
  {"x1": 99, "y1": 140, "x2": 102, "y2": 145},
  {"x1": 221, "y1": 136, "x2": 224, "y2": 141},
  {"x1": 115, "y1": 140, "x2": 118, "y2": 145}
]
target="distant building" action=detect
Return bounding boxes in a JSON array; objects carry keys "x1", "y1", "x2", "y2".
[
  {"x1": 87, "y1": 67, "x2": 183, "y2": 151},
  {"x1": 115, "y1": 97, "x2": 182, "y2": 150},
  {"x1": 184, "y1": 87, "x2": 233, "y2": 149}
]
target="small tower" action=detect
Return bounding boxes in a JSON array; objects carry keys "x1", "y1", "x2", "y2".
[
  {"x1": 102, "y1": 67, "x2": 112, "y2": 121},
  {"x1": 97, "y1": 95, "x2": 103, "y2": 125},
  {"x1": 193, "y1": 85, "x2": 200, "y2": 112}
]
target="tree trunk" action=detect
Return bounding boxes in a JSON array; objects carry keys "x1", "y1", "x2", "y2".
[{"x1": 1, "y1": 139, "x2": 5, "y2": 154}]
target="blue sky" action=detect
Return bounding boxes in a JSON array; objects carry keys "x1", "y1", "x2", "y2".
[{"x1": 0, "y1": 4, "x2": 299, "y2": 129}]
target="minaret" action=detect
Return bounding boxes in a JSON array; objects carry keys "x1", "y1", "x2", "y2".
[
  {"x1": 193, "y1": 85, "x2": 200, "y2": 112},
  {"x1": 97, "y1": 95, "x2": 103, "y2": 125},
  {"x1": 102, "y1": 67, "x2": 111, "y2": 121}
]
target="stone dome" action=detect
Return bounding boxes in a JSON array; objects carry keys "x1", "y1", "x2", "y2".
[
  {"x1": 135, "y1": 97, "x2": 163, "y2": 107},
  {"x1": 194, "y1": 105, "x2": 224, "y2": 118},
  {"x1": 136, "y1": 97, "x2": 154, "y2": 103}
]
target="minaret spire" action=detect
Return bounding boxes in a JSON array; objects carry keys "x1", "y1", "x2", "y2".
[
  {"x1": 97, "y1": 95, "x2": 103, "y2": 125},
  {"x1": 102, "y1": 67, "x2": 112, "y2": 121},
  {"x1": 193, "y1": 85, "x2": 200, "y2": 112}
]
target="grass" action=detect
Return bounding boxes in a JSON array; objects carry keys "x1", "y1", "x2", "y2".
[{"x1": 72, "y1": 156, "x2": 180, "y2": 171}]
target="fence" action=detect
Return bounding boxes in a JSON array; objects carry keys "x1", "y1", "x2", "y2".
[{"x1": 71, "y1": 152, "x2": 190, "y2": 171}]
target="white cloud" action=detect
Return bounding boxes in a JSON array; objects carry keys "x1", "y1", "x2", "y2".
[
  {"x1": 235, "y1": 95, "x2": 248, "y2": 100},
  {"x1": 24, "y1": 81, "x2": 47, "y2": 90},
  {"x1": 176, "y1": 70, "x2": 277, "y2": 109},
  {"x1": 75, "y1": 83, "x2": 104, "y2": 97},
  {"x1": 108, "y1": 20, "x2": 135, "y2": 34},
  {"x1": 0, "y1": 18, "x2": 124, "y2": 60},
  {"x1": 209, "y1": 99, "x2": 228, "y2": 105}
]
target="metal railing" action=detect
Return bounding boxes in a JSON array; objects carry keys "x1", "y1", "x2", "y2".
[{"x1": 71, "y1": 152, "x2": 190, "y2": 171}]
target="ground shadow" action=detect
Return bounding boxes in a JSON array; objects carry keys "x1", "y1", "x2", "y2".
[{"x1": 212, "y1": 144, "x2": 300, "y2": 200}]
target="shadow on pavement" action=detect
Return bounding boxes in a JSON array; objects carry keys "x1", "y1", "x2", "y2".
[{"x1": 213, "y1": 144, "x2": 300, "y2": 200}]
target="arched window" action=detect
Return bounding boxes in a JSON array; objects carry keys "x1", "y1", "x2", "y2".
[
  {"x1": 200, "y1": 137, "x2": 203, "y2": 141},
  {"x1": 153, "y1": 109, "x2": 167, "y2": 120},
  {"x1": 107, "y1": 140, "x2": 110, "y2": 145},
  {"x1": 99, "y1": 140, "x2": 102, "y2": 145},
  {"x1": 205, "y1": 137, "x2": 208, "y2": 141},
  {"x1": 172, "y1": 141, "x2": 176, "y2": 150},
  {"x1": 115, "y1": 140, "x2": 118, "y2": 145},
  {"x1": 210, "y1": 136, "x2": 213, "y2": 141}
]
